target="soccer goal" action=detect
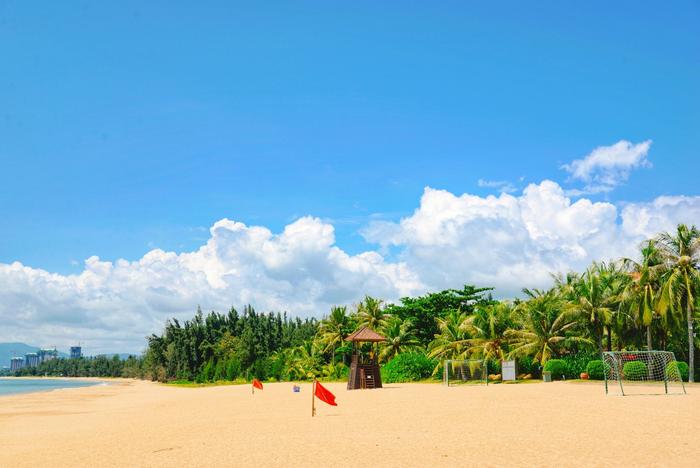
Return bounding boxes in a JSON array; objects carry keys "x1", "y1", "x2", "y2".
[
  {"x1": 443, "y1": 359, "x2": 488, "y2": 386},
  {"x1": 602, "y1": 351, "x2": 686, "y2": 396}
]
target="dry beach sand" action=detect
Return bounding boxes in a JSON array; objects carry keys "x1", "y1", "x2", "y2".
[{"x1": 0, "y1": 379, "x2": 698, "y2": 467}]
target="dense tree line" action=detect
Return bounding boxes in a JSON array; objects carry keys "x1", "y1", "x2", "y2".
[
  {"x1": 12, "y1": 355, "x2": 143, "y2": 378},
  {"x1": 142, "y1": 306, "x2": 317, "y2": 382}
]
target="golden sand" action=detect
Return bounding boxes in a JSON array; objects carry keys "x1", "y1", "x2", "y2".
[{"x1": 0, "y1": 379, "x2": 697, "y2": 467}]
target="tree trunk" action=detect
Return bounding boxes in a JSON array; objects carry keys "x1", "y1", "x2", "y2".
[
  {"x1": 688, "y1": 302, "x2": 695, "y2": 383},
  {"x1": 597, "y1": 333, "x2": 603, "y2": 355},
  {"x1": 605, "y1": 325, "x2": 612, "y2": 352},
  {"x1": 646, "y1": 325, "x2": 653, "y2": 351}
]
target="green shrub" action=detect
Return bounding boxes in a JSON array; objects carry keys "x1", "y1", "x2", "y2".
[
  {"x1": 250, "y1": 357, "x2": 272, "y2": 381},
  {"x1": 225, "y1": 358, "x2": 241, "y2": 381},
  {"x1": 561, "y1": 353, "x2": 598, "y2": 379},
  {"x1": 434, "y1": 362, "x2": 444, "y2": 380},
  {"x1": 586, "y1": 360, "x2": 606, "y2": 380},
  {"x1": 543, "y1": 359, "x2": 567, "y2": 380},
  {"x1": 665, "y1": 361, "x2": 689, "y2": 381},
  {"x1": 516, "y1": 356, "x2": 539, "y2": 377},
  {"x1": 267, "y1": 355, "x2": 287, "y2": 381},
  {"x1": 622, "y1": 361, "x2": 647, "y2": 380},
  {"x1": 213, "y1": 360, "x2": 226, "y2": 381},
  {"x1": 198, "y1": 359, "x2": 214, "y2": 382},
  {"x1": 485, "y1": 359, "x2": 502, "y2": 375},
  {"x1": 322, "y1": 362, "x2": 349, "y2": 380},
  {"x1": 382, "y1": 352, "x2": 436, "y2": 383}
]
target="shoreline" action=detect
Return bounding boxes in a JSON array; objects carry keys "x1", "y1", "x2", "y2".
[
  {"x1": 0, "y1": 376, "x2": 113, "y2": 380},
  {"x1": 0, "y1": 376, "x2": 114, "y2": 399}
]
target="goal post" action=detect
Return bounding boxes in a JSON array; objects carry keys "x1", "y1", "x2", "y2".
[
  {"x1": 443, "y1": 359, "x2": 488, "y2": 386},
  {"x1": 602, "y1": 351, "x2": 687, "y2": 396}
]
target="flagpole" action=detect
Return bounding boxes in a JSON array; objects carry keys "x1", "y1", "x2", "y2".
[{"x1": 311, "y1": 379, "x2": 316, "y2": 417}]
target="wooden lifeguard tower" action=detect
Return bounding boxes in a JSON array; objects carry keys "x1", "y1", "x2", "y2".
[{"x1": 346, "y1": 326, "x2": 386, "y2": 390}]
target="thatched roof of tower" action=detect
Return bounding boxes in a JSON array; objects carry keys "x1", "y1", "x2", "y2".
[{"x1": 345, "y1": 326, "x2": 386, "y2": 342}]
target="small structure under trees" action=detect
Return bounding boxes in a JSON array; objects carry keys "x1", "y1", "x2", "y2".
[{"x1": 346, "y1": 326, "x2": 386, "y2": 390}]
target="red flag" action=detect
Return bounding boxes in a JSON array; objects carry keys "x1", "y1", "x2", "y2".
[
  {"x1": 252, "y1": 379, "x2": 263, "y2": 390},
  {"x1": 314, "y1": 380, "x2": 337, "y2": 406}
]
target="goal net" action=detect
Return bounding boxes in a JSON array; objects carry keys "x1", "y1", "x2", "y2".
[
  {"x1": 602, "y1": 351, "x2": 686, "y2": 396},
  {"x1": 443, "y1": 359, "x2": 488, "y2": 386}
]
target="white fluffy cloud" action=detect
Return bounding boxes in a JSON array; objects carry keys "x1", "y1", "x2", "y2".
[
  {"x1": 1, "y1": 180, "x2": 699, "y2": 354},
  {"x1": 363, "y1": 181, "x2": 631, "y2": 296},
  {"x1": 363, "y1": 183, "x2": 699, "y2": 300},
  {"x1": 0, "y1": 217, "x2": 421, "y2": 353},
  {"x1": 562, "y1": 140, "x2": 652, "y2": 194},
  {"x1": 620, "y1": 196, "x2": 700, "y2": 238}
]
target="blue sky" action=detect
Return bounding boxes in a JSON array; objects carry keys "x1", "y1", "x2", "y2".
[
  {"x1": 1, "y1": 2, "x2": 700, "y2": 352},
  {"x1": 2, "y1": 1, "x2": 698, "y2": 273}
]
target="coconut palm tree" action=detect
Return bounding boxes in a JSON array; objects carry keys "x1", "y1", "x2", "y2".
[
  {"x1": 566, "y1": 266, "x2": 614, "y2": 353},
  {"x1": 317, "y1": 306, "x2": 350, "y2": 363},
  {"x1": 427, "y1": 309, "x2": 471, "y2": 371},
  {"x1": 379, "y1": 316, "x2": 420, "y2": 362},
  {"x1": 287, "y1": 341, "x2": 322, "y2": 380},
  {"x1": 461, "y1": 302, "x2": 512, "y2": 361},
  {"x1": 622, "y1": 241, "x2": 666, "y2": 350},
  {"x1": 597, "y1": 261, "x2": 633, "y2": 351},
  {"x1": 355, "y1": 295, "x2": 390, "y2": 331},
  {"x1": 321, "y1": 361, "x2": 347, "y2": 380},
  {"x1": 552, "y1": 271, "x2": 581, "y2": 302},
  {"x1": 656, "y1": 224, "x2": 700, "y2": 382},
  {"x1": 507, "y1": 289, "x2": 591, "y2": 365}
]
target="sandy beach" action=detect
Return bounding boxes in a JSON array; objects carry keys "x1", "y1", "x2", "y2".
[{"x1": 0, "y1": 379, "x2": 697, "y2": 467}]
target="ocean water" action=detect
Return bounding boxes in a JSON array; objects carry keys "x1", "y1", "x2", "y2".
[{"x1": 0, "y1": 378, "x2": 99, "y2": 396}]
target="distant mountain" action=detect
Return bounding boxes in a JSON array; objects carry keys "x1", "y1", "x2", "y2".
[
  {"x1": 0, "y1": 343, "x2": 68, "y2": 368},
  {"x1": 0, "y1": 343, "x2": 40, "y2": 368}
]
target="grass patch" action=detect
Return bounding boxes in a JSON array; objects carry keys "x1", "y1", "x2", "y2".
[{"x1": 165, "y1": 379, "x2": 247, "y2": 388}]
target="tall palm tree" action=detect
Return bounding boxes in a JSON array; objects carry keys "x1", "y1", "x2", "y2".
[
  {"x1": 287, "y1": 341, "x2": 322, "y2": 380},
  {"x1": 552, "y1": 271, "x2": 581, "y2": 302},
  {"x1": 597, "y1": 261, "x2": 632, "y2": 351},
  {"x1": 427, "y1": 309, "x2": 471, "y2": 371},
  {"x1": 461, "y1": 302, "x2": 512, "y2": 361},
  {"x1": 622, "y1": 241, "x2": 666, "y2": 350},
  {"x1": 566, "y1": 266, "x2": 614, "y2": 353},
  {"x1": 379, "y1": 316, "x2": 420, "y2": 362},
  {"x1": 507, "y1": 289, "x2": 591, "y2": 365},
  {"x1": 656, "y1": 224, "x2": 700, "y2": 382},
  {"x1": 355, "y1": 295, "x2": 390, "y2": 331},
  {"x1": 317, "y1": 306, "x2": 349, "y2": 363}
]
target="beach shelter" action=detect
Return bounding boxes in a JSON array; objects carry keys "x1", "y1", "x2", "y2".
[{"x1": 345, "y1": 326, "x2": 386, "y2": 390}]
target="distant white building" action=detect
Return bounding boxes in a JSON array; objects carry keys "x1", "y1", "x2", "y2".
[
  {"x1": 10, "y1": 357, "x2": 25, "y2": 371},
  {"x1": 38, "y1": 348, "x2": 58, "y2": 363},
  {"x1": 25, "y1": 352, "x2": 40, "y2": 367}
]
